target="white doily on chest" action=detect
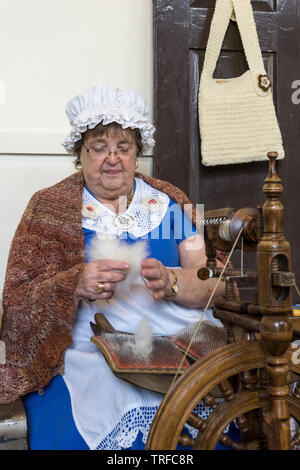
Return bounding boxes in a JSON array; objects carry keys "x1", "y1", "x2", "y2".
[{"x1": 82, "y1": 178, "x2": 170, "y2": 238}]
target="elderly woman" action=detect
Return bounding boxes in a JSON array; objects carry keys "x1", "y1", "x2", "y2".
[{"x1": 0, "y1": 85, "x2": 225, "y2": 450}]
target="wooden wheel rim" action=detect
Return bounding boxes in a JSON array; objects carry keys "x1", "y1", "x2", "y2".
[{"x1": 146, "y1": 340, "x2": 300, "y2": 450}]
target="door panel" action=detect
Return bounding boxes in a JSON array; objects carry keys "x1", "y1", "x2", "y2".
[{"x1": 153, "y1": 0, "x2": 300, "y2": 300}]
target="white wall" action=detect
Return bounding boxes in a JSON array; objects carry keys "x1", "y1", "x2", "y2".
[{"x1": 0, "y1": 0, "x2": 153, "y2": 295}]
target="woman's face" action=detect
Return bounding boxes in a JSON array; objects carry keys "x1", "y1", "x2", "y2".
[{"x1": 80, "y1": 128, "x2": 138, "y2": 200}]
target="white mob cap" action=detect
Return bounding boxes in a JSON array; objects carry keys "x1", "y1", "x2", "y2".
[{"x1": 62, "y1": 84, "x2": 155, "y2": 154}]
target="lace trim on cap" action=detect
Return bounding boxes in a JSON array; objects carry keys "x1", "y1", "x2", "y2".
[
  {"x1": 82, "y1": 178, "x2": 170, "y2": 238},
  {"x1": 62, "y1": 103, "x2": 155, "y2": 154},
  {"x1": 95, "y1": 400, "x2": 226, "y2": 450}
]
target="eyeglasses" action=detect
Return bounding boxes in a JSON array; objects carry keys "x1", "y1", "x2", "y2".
[{"x1": 82, "y1": 142, "x2": 136, "y2": 159}]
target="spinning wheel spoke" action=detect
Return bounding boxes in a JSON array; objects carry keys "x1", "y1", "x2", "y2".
[
  {"x1": 219, "y1": 379, "x2": 235, "y2": 401},
  {"x1": 242, "y1": 369, "x2": 259, "y2": 391},
  {"x1": 186, "y1": 412, "x2": 207, "y2": 431},
  {"x1": 203, "y1": 392, "x2": 217, "y2": 408},
  {"x1": 178, "y1": 434, "x2": 196, "y2": 448},
  {"x1": 218, "y1": 433, "x2": 260, "y2": 450}
]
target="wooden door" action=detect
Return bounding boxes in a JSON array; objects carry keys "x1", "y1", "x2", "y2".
[{"x1": 153, "y1": 0, "x2": 300, "y2": 300}]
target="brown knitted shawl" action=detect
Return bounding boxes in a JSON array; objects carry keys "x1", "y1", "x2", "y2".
[{"x1": 1, "y1": 171, "x2": 211, "y2": 404}]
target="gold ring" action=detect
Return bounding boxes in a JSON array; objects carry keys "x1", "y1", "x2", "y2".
[{"x1": 96, "y1": 282, "x2": 106, "y2": 294}]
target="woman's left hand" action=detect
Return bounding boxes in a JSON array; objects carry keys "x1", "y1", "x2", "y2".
[{"x1": 141, "y1": 258, "x2": 174, "y2": 300}]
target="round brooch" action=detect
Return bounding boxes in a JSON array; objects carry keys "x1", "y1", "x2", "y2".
[{"x1": 114, "y1": 214, "x2": 135, "y2": 231}]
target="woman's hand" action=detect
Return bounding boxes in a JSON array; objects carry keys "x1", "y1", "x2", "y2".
[
  {"x1": 74, "y1": 260, "x2": 129, "y2": 300},
  {"x1": 141, "y1": 258, "x2": 174, "y2": 300}
]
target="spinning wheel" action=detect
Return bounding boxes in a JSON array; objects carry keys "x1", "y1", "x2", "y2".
[
  {"x1": 146, "y1": 340, "x2": 300, "y2": 450},
  {"x1": 146, "y1": 153, "x2": 300, "y2": 450}
]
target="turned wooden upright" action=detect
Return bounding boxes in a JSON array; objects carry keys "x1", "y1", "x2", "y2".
[
  {"x1": 258, "y1": 152, "x2": 293, "y2": 449},
  {"x1": 204, "y1": 152, "x2": 295, "y2": 449}
]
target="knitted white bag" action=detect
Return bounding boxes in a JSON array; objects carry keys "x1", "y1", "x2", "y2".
[{"x1": 198, "y1": 0, "x2": 285, "y2": 166}]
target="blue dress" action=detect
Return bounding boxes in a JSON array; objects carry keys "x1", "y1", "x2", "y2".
[{"x1": 24, "y1": 185, "x2": 239, "y2": 450}]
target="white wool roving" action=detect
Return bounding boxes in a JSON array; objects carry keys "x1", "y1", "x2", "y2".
[
  {"x1": 132, "y1": 317, "x2": 154, "y2": 359},
  {"x1": 88, "y1": 236, "x2": 149, "y2": 291},
  {"x1": 103, "y1": 318, "x2": 154, "y2": 361}
]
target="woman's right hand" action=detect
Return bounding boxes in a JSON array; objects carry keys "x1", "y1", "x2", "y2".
[{"x1": 74, "y1": 260, "x2": 129, "y2": 300}]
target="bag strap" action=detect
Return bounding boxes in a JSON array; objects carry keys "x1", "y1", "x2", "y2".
[
  {"x1": 202, "y1": 0, "x2": 269, "y2": 96},
  {"x1": 202, "y1": 0, "x2": 233, "y2": 78}
]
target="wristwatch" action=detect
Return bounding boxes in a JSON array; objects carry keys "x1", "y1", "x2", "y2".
[{"x1": 168, "y1": 269, "x2": 179, "y2": 297}]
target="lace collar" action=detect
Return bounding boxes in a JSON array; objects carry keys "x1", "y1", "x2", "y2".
[{"x1": 82, "y1": 178, "x2": 170, "y2": 238}]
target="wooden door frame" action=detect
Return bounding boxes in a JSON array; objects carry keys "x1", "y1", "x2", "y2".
[{"x1": 153, "y1": 0, "x2": 191, "y2": 196}]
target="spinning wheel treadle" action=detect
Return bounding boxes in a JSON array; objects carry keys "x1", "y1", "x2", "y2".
[{"x1": 146, "y1": 340, "x2": 300, "y2": 450}]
